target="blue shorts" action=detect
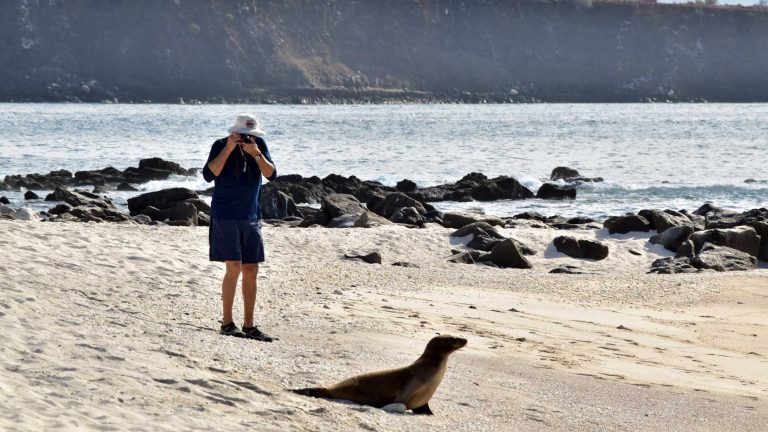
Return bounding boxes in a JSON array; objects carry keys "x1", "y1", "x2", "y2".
[{"x1": 209, "y1": 218, "x2": 265, "y2": 263}]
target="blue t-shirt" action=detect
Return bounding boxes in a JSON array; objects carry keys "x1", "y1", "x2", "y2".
[{"x1": 202, "y1": 137, "x2": 277, "y2": 220}]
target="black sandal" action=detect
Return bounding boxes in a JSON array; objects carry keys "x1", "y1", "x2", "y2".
[
  {"x1": 220, "y1": 322, "x2": 247, "y2": 338},
  {"x1": 242, "y1": 326, "x2": 276, "y2": 342}
]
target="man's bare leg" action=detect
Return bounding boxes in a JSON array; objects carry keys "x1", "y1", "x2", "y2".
[
  {"x1": 222, "y1": 261, "x2": 242, "y2": 325},
  {"x1": 241, "y1": 263, "x2": 259, "y2": 328}
]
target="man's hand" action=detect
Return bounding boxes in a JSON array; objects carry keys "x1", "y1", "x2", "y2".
[
  {"x1": 241, "y1": 142, "x2": 263, "y2": 159},
  {"x1": 225, "y1": 132, "x2": 241, "y2": 150}
]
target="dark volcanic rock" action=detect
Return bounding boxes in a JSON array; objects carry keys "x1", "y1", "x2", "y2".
[
  {"x1": 649, "y1": 225, "x2": 694, "y2": 253},
  {"x1": 550, "y1": 167, "x2": 603, "y2": 183},
  {"x1": 603, "y1": 215, "x2": 651, "y2": 234},
  {"x1": 675, "y1": 240, "x2": 696, "y2": 259},
  {"x1": 328, "y1": 213, "x2": 361, "y2": 228},
  {"x1": 566, "y1": 217, "x2": 595, "y2": 225},
  {"x1": 693, "y1": 203, "x2": 726, "y2": 217},
  {"x1": 73, "y1": 166, "x2": 125, "y2": 185},
  {"x1": 488, "y1": 239, "x2": 532, "y2": 269},
  {"x1": 648, "y1": 257, "x2": 699, "y2": 274},
  {"x1": 372, "y1": 193, "x2": 427, "y2": 218},
  {"x1": 298, "y1": 206, "x2": 330, "y2": 227},
  {"x1": 48, "y1": 203, "x2": 72, "y2": 215},
  {"x1": 536, "y1": 183, "x2": 576, "y2": 199},
  {"x1": 4, "y1": 169, "x2": 73, "y2": 190},
  {"x1": 320, "y1": 174, "x2": 393, "y2": 204},
  {"x1": 127, "y1": 188, "x2": 199, "y2": 216},
  {"x1": 117, "y1": 182, "x2": 139, "y2": 192},
  {"x1": 691, "y1": 243, "x2": 757, "y2": 272},
  {"x1": 442, "y1": 212, "x2": 503, "y2": 229},
  {"x1": 553, "y1": 236, "x2": 609, "y2": 260},
  {"x1": 24, "y1": 191, "x2": 40, "y2": 200},
  {"x1": 261, "y1": 187, "x2": 299, "y2": 220},
  {"x1": 353, "y1": 211, "x2": 392, "y2": 228},
  {"x1": 321, "y1": 194, "x2": 367, "y2": 219},
  {"x1": 392, "y1": 261, "x2": 419, "y2": 268},
  {"x1": 184, "y1": 198, "x2": 211, "y2": 215},
  {"x1": 46, "y1": 186, "x2": 113, "y2": 209},
  {"x1": 705, "y1": 208, "x2": 768, "y2": 229},
  {"x1": 389, "y1": 207, "x2": 425, "y2": 226},
  {"x1": 138, "y1": 157, "x2": 188, "y2": 174},
  {"x1": 447, "y1": 251, "x2": 476, "y2": 264},
  {"x1": 396, "y1": 179, "x2": 417, "y2": 193},
  {"x1": 271, "y1": 175, "x2": 335, "y2": 204},
  {"x1": 690, "y1": 226, "x2": 761, "y2": 257},
  {"x1": 513, "y1": 212, "x2": 548, "y2": 222},
  {"x1": 466, "y1": 228, "x2": 503, "y2": 252},
  {"x1": 550, "y1": 167, "x2": 580, "y2": 181},
  {"x1": 470, "y1": 176, "x2": 534, "y2": 201},
  {"x1": 344, "y1": 251, "x2": 382, "y2": 264},
  {"x1": 160, "y1": 201, "x2": 198, "y2": 226},
  {"x1": 640, "y1": 209, "x2": 692, "y2": 233},
  {"x1": 450, "y1": 221, "x2": 505, "y2": 239},
  {"x1": 549, "y1": 265, "x2": 586, "y2": 274},
  {"x1": 143, "y1": 206, "x2": 164, "y2": 221},
  {"x1": 69, "y1": 205, "x2": 131, "y2": 223},
  {"x1": 752, "y1": 221, "x2": 768, "y2": 261},
  {"x1": 0, "y1": 196, "x2": 8, "y2": 204}
]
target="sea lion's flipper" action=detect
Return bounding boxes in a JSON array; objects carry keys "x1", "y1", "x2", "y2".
[
  {"x1": 291, "y1": 387, "x2": 328, "y2": 398},
  {"x1": 381, "y1": 403, "x2": 407, "y2": 414},
  {"x1": 412, "y1": 403, "x2": 434, "y2": 415}
]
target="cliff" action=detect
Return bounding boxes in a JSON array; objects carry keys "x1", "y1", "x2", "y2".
[{"x1": 1, "y1": 0, "x2": 767, "y2": 102}]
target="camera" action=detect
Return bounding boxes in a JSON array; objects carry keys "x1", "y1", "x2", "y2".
[{"x1": 239, "y1": 133, "x2": 254, "y2": 143}]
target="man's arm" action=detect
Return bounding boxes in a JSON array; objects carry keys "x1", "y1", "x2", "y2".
[
  {"x1": 255, "y1": 156, "x2": 275, "y2": 179},
  {"x1": 242, "y1": 137, "x2": 277, "y2": 181},
  {"x1": 207, "y1": 134, "x2": 239, "y2": 178}
]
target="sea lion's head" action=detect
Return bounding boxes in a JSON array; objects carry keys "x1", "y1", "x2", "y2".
[{"x1": 425, "y1": 334, "x2": 467, "y2": 356}]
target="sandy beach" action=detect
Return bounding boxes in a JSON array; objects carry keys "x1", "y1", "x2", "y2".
[{"x1": 1, "y1": 219, "x2": 767, "y2": 431}]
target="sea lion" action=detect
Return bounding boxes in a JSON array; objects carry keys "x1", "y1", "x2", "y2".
[{"x1": 291, "y1": 334, "x2": 467, "y2": 415}]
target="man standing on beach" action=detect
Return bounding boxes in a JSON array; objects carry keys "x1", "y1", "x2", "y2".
[{"x1": 202, "y1": 114, "x2": 277, "y2": 341}]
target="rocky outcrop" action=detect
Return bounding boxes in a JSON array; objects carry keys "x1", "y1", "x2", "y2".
[
  {"x1": 690, "y1": 226, "x2": 761, "y2": 257},
  {"x1": 604, "y1": 215, "x2": 651, "y2": 234},
  {"x1": 4, "y1": 158, "x2": 197, "y2": 190},
  {"x1": 8, "y1": 2, "x2": 766, "y2": 102},
  {"x1": 649, "y1": 257, "x2": 699, "y2": 274},
  {"x1": 441, "y1": 212, "x2": 503, "y2": 229},
  {"x1": 450, "y1": 222, "x2": 506, "y2": 239},
  {"x1": 536, "y1": 183, "x2": 576, "y2": 200},
  {"x1": 691, "y1": 244, "x2": 757, "y2": 272},
  {"x1": 638, "y1": 209, "x2": 693, "y2": 233},
  {"x1": 46, "y1": 186, "x2": 114, "y2": 209},
  {"x1": 125, "y1": 188, "x2": 208, "y2": 226},
  {"x1": 321, "y1": 194, "x2": 367, "y2": 220},
  {"x1": 549, "y1": 167, "x2": 603, "y2": 183},
  {"x1": 353, "y1": 211, "x2": 392, "y2": 228},
  {"x1": 649, "y1": 225, "x2": 694, "y2": 253},
  {"x1": 261, "y1": 187, "x2": 299, "y2": 220},
  {"x1": 488, "y1": 239, "x2": 532, "y2": 269},
  {"x1": 372, "y1": 193, "x2": 427, "y2": 219},
  {"x1": 344, "y1": 251, "x2": 382, "y2": 264},
  {"x1": 552, "y1": 236, "x2": 609, "y2": 260},
  {"x1": 0, "y1": 205, "x2": 38, "y2": 221}
]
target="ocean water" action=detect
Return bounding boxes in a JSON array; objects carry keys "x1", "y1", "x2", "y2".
[{"x1": 0, "y1": 103, "x2": 766, "y2": 219}]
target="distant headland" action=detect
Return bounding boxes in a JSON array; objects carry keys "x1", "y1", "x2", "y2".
[{"x1": 2, "y1": 0, "x2": 767, "y2": 103}]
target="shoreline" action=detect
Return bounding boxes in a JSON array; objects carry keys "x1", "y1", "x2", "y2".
[{"x1": 1, "y1": 219, "x2": 766, "y2": 431}]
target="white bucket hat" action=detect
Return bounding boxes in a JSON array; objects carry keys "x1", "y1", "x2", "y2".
[{"x1": 227, "y1": 114, "x2": 266, "y2": 137}]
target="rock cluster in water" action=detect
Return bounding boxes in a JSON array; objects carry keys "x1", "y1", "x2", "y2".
[{"x1": 1, "y1": 160, "x2": 764, "y2": 273}]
